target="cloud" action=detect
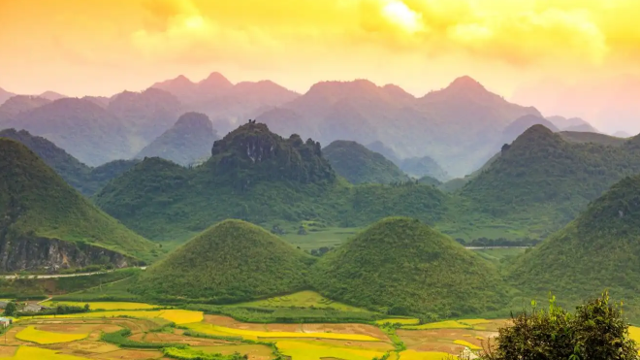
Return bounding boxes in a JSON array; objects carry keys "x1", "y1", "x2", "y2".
[{"x1": 128, "y1": 0, "x2": 615, "y2": 69}]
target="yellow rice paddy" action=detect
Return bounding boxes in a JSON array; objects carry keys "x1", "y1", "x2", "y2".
[{"x1": 15, "y1": 326, "x2": 89, "y2": 344}]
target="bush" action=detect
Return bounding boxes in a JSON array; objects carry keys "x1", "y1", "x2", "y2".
[{"x1": 480, "y1": 291, "x2": 638, "y2": 360}]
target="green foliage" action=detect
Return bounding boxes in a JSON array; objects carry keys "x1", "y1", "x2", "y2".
[
  {"x1": 482, "y1": 292, "x2": 638, "y2": 360},
  {"x1": 311, "y1": 217, "x2": 511, "y2": 318},
  {"x1": 182, "y1": 303, "x2": 380, "y2": 324},
  {"x1": 163, "y1": 346, "x2": 247, "y2": 360},
  {"x1": 0, "y1": 138, "x2": 159, "y2": 264},
  {"x1": 131, "y1": 220, "x2": 314, "y2": 302},
  {"x1": 18, "y1": 304, "x2": 89, "y2": 317},
  {"x1": 4, "y1": 302, "x2": 17, "y2": 317},
  {"x1": 508, "y1": 174, "x2": 640, "y2": 322},
  {"x1": 94, "y1": 124, "x2": 449, "y2": 241},
  {"x1": 322, "y1": 140, "x2": 409, "y2": 184},
  {"x1": 101, "y1": 328, "x2": 182, "y2": 349},
  {"x1": 461, "y1": 125, "x2": 640, "y2": 232},
  {"x1": 0, "y1": 128, "x2": 139, "y2": 196},
  {"x1": 0, "y1": 268, "x2": 140, "y2": 299}
]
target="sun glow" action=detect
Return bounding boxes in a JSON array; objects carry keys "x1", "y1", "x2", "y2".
[{"x1": 382, "y1": 0, "x2": 424, "y2": 33}]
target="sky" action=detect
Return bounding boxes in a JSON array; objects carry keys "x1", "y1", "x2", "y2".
[{"x1": 1, "y1": 0, "x2": 639, "y2": 133}]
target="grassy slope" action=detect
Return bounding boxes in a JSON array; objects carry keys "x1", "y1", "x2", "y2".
[
  {"x1": 508, "y1": 175, "x2": 640, "y2": 321},
  {"x1": 460, "y1": 125, "x2": 640, "y2": 236},
  {"x1": 322, "y1": 140, "x2": 409, "y2": 184},
  {"x1": 0, "y1": 128, "x2": 137, "y2": 196},
  {"x1": 132, "y1": 220, "x2": 314, "y2": 302},
  {"x1": 0, "y1": 138, "x2": 159, "y2": 263},
  {"x1": 311, "y1": 217, "x2": 512, "y2": 318}
]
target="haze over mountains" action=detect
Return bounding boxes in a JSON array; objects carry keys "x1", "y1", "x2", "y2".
[{"x1": 1, "y1": 72, "x2": 622, "y2": 178}]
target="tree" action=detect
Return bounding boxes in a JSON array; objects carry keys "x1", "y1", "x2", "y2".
[
  {"x1": 4, "y1": 302, "x2": 17, "y2": 317},
  {"x1": 479, "y1": 291, "x2": 638, "y2": 360}
]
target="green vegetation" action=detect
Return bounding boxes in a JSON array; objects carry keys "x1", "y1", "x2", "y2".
[
  {"x1": 479, "y1": 292, "x2": 638, "y2": 360},
  {"x1": 163, "y1": 347, "x2": 247, "y2": 360},
  {"x1": 322, "y1": 140, "x2": 409, "y2": 184},
  {"x1": 559, "y1": 130, "x2": 627, "y2": 146},
  {"x1": 102, "y1": 328, "x2": 180, "y2": 349},
  {"x1": 0, "y1": 268, "x2": 141, "y2": 299},
  {"x1": 0, "y1": 139, "x2": 160, "y2": 265},
  {"x1": 312, "y1": 217, "x2": 511, "y2": 318},
  {"x1": 95, "y1": 123, "x2": 449, "y2": 242},
  {"x1": 508, "y1": 174, "x2": 640, "y2": 321},
  {"x1": 132, "y1": 220, "x2": 314, "y2": 302},
  {"x1": 0, "y1": 128, "x2": 138, "y2": 196},
  {"x1": 461, "y1": 125, "x2": 640, "y2": 235}
]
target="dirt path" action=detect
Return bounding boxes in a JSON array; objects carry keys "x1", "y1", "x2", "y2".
[{"x1": 0, "y1": 267, "x2": 146, "y2": 280}]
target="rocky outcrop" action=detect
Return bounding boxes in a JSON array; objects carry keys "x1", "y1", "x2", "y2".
[{"x1": 0, "y1": 236, "x2": 133, "y2": 273}]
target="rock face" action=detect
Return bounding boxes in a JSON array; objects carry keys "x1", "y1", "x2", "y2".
[
  {"x1": 0, "y1": 236, "x2": 131, "y2": 273},
  {"x1": 210, "y1": 121, "x2": 335, "y2": 184}
]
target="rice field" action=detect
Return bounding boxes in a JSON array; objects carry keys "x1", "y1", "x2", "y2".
[
  {"x1": 29, "y1": 309, "x2": 203, "y2": 325},
  {"x1": 276, "y1": 340, "x2": 387, "y2": 360},
  {"x1": 3, "y1": 299, "x2": 516, "y2": 360},
  {"x1": 184, "y1": 322, "x2": 381, "y2": 341},
  {"x1": 235, "y1": 290, "x2": 367, "y2": 312},
  {"x1": 399, "y1": 350, "x2": 453, "y2": 359},
  {"x1": 15, "y1": 326, "x2": 89, "y2": 344},
  {"x1": 3, "y1": 346, "x2": 92, "y2": 360},
  {"x1": 41, "y1": 301, "x2": 159, "y2": 310},
  {"x1": 376, "y1": 318, "x2": 421, "y2": 325}
]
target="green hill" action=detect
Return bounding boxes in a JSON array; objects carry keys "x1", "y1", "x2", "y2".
[
  {"x1": 460, "y1": 125, "x2": 640, "y2": 234},
  {"x1": 136, "y1": 112, "x2": 219, "y2": 166},
  {"x1": 400, "y1": 156, "x2": 449, "y2": 181},
  {"x1": 132, "y1": 219, "x2": 313, "y2": 302},
  {"x1": 508, "y1": 175, "x2": 640, "y2": 320},
  {"x1": 311, "y1": 217, "x2": 510, "y2": 318},
  {"x1": 95, "y1": 123, "x2": 450, "y2": 241},
  {"x1": 322, "y1": 140, "x2": 408, "y2": 184},
  {"x1": 0, "y1": 129, "x2": 138, "y2": 196},
  {"x1": 0, "y1": 138, "x2": 159, "y2": 269}
]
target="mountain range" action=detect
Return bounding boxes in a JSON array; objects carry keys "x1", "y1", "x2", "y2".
[
  {"x1": 136, "y1": 112, "x2": 219, "y2": 166},
  {"x1": 322, "y1": 140, "x2": 409, "y2": 184},
  {"x1": 0, "y1": 128, "x2": 138, "y2": 196},
  {"x1": 94, "y1": 122, "x2": 448, "y2": 241},
  {"x1": 1, "y1": 73, "x2": 611, "y2": 178},
  {"x1": 151, "y1": 73, "x2": 298, "y2": 135},
  {"x1": 459, "y1": 125, "x2": 640, "y2": 236},
  {"x1": 254, "y1": 76, "x2": 542, "y2": 177}
]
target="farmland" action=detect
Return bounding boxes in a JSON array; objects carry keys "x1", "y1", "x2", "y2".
[
  {"x1": 0, "y1": 298, "x2": 513, "y2": 360},
  {"x1": 1, "y1": 296, "x2": 640, "y2": 359}
]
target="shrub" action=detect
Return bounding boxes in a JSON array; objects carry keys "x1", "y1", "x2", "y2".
[{"x1": 480, "y1": 291, "x2": 638, "y2": 360}]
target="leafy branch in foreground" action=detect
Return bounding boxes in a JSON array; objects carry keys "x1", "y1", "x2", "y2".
[{"x1": 473, "y1": 291, "x2": 638, "y2": 360}]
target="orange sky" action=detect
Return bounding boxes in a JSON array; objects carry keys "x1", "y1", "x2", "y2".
[{"x1": 1, "y1": 0, "x2": 640, "y2": 131}]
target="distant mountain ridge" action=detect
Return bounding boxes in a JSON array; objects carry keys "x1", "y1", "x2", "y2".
[
  {"x1": 0, "y1": 138, "x2": 159, "y2": 271},
  {"x1": 257, "y1": 76, "x2": 540, "y2": 177},
  {"x1": 0, "y1": 96, "x2": 51, "y2": 122},
  {"x1": 0, "y1": 88, "x2": 15, "y2": 106},
  {"x1": 95, "y1": 122, "x2": 449, "y2": 241},
  {"x1": 107, "y1": 88, "x2": 183, "y2": 143},
  {"x1": 151, "y1": 73, "x2": 299, "y2": 135},
  {"x1": 460, "y1": 124, "x2": 640, "y2": 235},
  {"x1": 136, "y1": 112, "x2": 219, "y2": 166},
  {"x1": 0, "y1": 129, "x2": 138, "y2": 196},
  {"x1": 323, "y1": 140, "x2": 409, "y2": 184}
]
